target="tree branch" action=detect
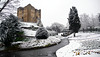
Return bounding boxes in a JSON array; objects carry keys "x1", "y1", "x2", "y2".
[{"x1": 0, "y1": 0, "x2": 10, "y2": 13}]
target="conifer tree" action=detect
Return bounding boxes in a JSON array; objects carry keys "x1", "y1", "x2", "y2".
[{"x1": 68, "y1": 6, "x2": 81, "y2": 37}]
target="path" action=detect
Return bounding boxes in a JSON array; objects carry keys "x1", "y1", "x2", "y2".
[{"x1": 0, "y1": 38, "x2": 69, "y2": 57}]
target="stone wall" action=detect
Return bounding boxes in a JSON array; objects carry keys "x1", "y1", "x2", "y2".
[{"x1": 17, "y1": 4, "x2": 41, "y2": 23}]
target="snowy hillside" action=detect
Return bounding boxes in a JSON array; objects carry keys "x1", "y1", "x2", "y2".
[{"x1": 56, "y1": 32, "x2": 100, "y2": 57}]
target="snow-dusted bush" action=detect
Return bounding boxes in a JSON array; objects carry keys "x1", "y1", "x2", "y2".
[
  {"x1": 48, "y1": 31, "x2": 58, "y2": 36},
  {"x1": 51, "y1": 23, "x2": 64, "y2": 33},
  {"x1": 0, "y1": 14, "x2": 24, "y2": 47},
  {"x1": 46, "y1": 26, "x2": 52, "y2": 31},
  {"x1": 35, "y1": 27, "x2": 49, "y2": 39}
]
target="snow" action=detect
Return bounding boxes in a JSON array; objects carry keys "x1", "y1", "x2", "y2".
[
  {"x1": 21, "y1": 22, "x2": 39, "y2": 36},
  {"x1": 13, "y1": 36, "x2": 61, "y2": 49},
  {"x1": 23, "y1": 29, "x2": 36, "y2": 36},
  {"x1": 56, "y1": 32, "x2": 100, "y2": 57},
  {"x1": 20, "y1": 22, "x2": 39, "y2": 27},
  {"x1": 48, "y1": 30, "x2": 57, "y2": 36},
  {"x1": 56, "y1": 40, "x2": 81, "y2": 57},
  {"x1": 68, "y1": 32, "x2": 100, "y2": 40},
  {"x1": 0, "y1": 20, "x2": 2, "y2": 23}
]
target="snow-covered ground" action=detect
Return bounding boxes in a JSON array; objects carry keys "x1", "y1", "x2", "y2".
[
  {"x1": 21, "y1": 22, "x2": 38, "y2": 36},
  {"x1": 13, "y1": 36, "x2": 61, "y2": 49},
  {"x1": 20, "y1": 22, "x2": 39, "y2": 28},
  {"x1": 56, "y1": 32, "x2": 100, "y2": 57},
  {"x1": 23, "y1": 29, "x2": 36, "y2": 36}
]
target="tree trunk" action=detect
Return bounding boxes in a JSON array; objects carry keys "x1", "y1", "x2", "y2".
[{"x1": 74, "y1": 33, "x2": 75, "y2": 37}]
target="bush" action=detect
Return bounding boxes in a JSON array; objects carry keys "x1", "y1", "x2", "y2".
[
  {"x1": 35, "y1": 27, "x2": 49, "y2": 39},
  {"x1": 0, "y1": 14, "x2": 24, "y2": 47},
  {"x1": 46, "y1": 26, "x2": 52, "y2": 31},
  {"x1": 14, "y1": 31, "x2": 24, "y2": 42},
  {"x1": 48, "y1": 31, "x2": 58, "y2": 36},
  {"x1": 51, "y1": 23, "x2": 64, "y2": 33}
]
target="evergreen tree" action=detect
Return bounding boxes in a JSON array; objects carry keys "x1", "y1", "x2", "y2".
[
  {"x1": 68, "y1": 6, "x2": 81, "y2": 37},
  {"x1": 0, "y1": 14, "x2": 23, "y2": 47}
]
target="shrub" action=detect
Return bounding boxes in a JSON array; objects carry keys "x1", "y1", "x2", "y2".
[
  {"x1": 48, "y1": 31, "x2": 58, "y2": 36},
  {"x1": 51, "y1": 23, "x2": 64, "y2": 33},
  {"x1": 0, "y1": 14, "x2": 24, "y2": 47},
  {"x1": 35, "y1": 27, "x2": 49, "y2": 39}
]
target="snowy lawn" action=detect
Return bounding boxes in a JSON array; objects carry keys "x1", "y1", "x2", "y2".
[
  {"x1": 23, "y1": 29, "x2": 36, "y2": 36},
  {"x1": 20, "y1": 22, "x2": 39, "y2": 27},
  {"x1": 21, "y1": 22, "x2": 38, "y2": 36},
  {"x1": 56, "y1": 32, "x2": 100, "y2": 57},
  {"x1": 13, "y1": 36, "x2": 61, "y2": 49}
]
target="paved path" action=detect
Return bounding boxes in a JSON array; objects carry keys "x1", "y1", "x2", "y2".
[{"x1": 0, "y1": 38, "x2": 69, "y2": 57}]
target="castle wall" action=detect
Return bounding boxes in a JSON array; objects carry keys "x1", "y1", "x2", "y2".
[
  {"x1": 31, "y1": 8, "x2": 35, "y2": 22},
  {"x1": 23, "y1": 7, "x2": 27, "y2": 22},
  {"x1": 17, "y1": 4, "x2": 41, "y2": 23},
  {"x1": 17, "y1": 8, "x2": 23, "y2": 20}
]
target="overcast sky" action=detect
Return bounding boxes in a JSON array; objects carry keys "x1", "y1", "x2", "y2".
[{"x1": 20, "y1": 0, "x2": 100, "y2": 27}]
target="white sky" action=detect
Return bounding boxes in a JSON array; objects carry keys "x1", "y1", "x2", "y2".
[{"x1": 20, "y1": 0, "x2": 100, "y2": 27}]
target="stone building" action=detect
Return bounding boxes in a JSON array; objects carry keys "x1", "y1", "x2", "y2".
[{"x1": 17, "y1": 4, "x2": 41, "y2": 23}]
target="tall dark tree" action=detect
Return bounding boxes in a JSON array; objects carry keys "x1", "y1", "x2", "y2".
[{"x1": 68, "y1": 6, "x2": 81, "y2": 37}]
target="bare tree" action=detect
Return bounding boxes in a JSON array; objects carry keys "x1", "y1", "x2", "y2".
[
  {"x1": 90, "y1": 15, "x2": 96, "y2": 28},
  {"x1": 50, "y1": 22, "x2": 64, "y2": 33},
  {"x1": 80, "y1": 14, "x2": 91, "y2": 29},
  {"x1": 0, "y1": 0, "x2": 20, "y2": 20},
  {"x1": 80, "y1": 13, "x2": 99, "y2": 30},
  {"x1": 0, "y1": 0, "x2": 10, "y2": 13},
  {"x1": 97, "y1": 13, "x2": 100, "y2": 26},
  {"x1": 0, "y1": 0, "x2": 20, "y2": 14}
]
